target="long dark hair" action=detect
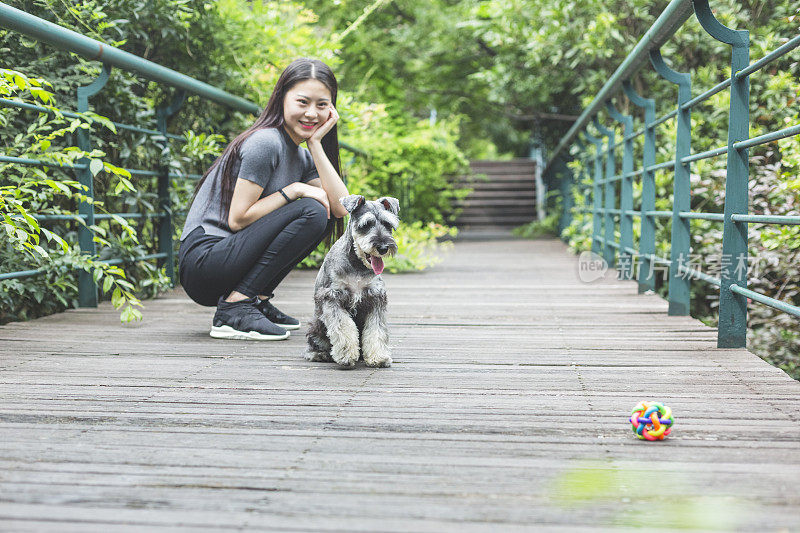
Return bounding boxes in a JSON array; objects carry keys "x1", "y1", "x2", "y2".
[{"x1": 193, "y1": 58, "x2": 343, "y2": 237}]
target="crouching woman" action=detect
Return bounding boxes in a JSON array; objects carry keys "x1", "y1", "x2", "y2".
[{"x1": 178, "y1": 58, "x2": 348, "y2": 340}]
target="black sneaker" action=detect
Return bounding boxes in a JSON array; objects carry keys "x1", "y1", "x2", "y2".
[
  {"x1": 256, "y1": 297, "x2": 301, "y2": 331},
  {"x1": 210, "y1": 296, "x2": 289, "y2": 340}
]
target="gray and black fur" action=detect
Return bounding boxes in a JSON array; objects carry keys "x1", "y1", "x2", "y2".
[{"x1": 305, "y1": 195, "x2": 399, "y2": 368}]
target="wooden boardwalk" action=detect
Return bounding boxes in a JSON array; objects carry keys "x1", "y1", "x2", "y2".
[{"x1": 1, "y1": 237, "x2": 799, "y2": 531}]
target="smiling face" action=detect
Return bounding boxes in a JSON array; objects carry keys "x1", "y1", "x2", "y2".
[{"x1": 282, "y1": 78, "x2": 332, "y2": 145}]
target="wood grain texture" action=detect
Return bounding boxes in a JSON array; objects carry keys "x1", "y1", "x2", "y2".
[{"x1": 0, "y1": 236, "x2": 798, "y2": 531}]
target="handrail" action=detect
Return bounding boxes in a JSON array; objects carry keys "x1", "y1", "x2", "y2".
[
  {"x1": 0, "y1": 3, "x2": 259, "y2": 114},
  {"x1": 543, "y1": 0, "x2": 694, "y2": 175},
  {"x1": 543, "y1": 0, "x2": 800, "y2": 349}
]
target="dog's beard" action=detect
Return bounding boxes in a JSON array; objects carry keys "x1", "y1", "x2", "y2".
[{"x1": 352, "y1": 232, "x2": 395, "y2": 275}]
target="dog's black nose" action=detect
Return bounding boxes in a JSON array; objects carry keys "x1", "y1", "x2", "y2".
[{"x1": 377, "y1": 244, "x2": 389, "y2": 255}]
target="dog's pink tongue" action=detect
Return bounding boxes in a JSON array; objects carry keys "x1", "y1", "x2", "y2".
[{"x1": 370, "y1": 256, "x2": 384, "y2": 275}]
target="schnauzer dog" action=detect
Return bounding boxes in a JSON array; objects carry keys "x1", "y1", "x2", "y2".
[{"x1": 305, "y1": 194, "x2": 399, "y2": 369}]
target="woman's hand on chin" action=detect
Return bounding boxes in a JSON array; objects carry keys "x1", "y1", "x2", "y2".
[{"x1": 307, "y1": 105, "x2": 339, "y2": 146}]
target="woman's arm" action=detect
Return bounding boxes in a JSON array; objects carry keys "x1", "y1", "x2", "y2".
[
  {"x1": 306, "y1": 105, "x2": 349, "y2": 218},
  {"x1": 227, "y1": 179, "x2": 330, "y2": 232}
]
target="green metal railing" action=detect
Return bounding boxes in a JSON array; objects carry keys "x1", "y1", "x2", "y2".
[
  {"x1": 0, "y1": 3, "x2": 361, "y2": 308},
  {"x1": 543, "y1": 0, "x2": 800, "y2": 348}
]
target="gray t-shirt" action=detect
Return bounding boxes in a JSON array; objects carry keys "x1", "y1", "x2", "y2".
[{"x1": 180, "y1": 127, "x2": 319, "y2": 240}]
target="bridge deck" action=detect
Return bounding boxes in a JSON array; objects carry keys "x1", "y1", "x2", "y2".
[{"x1": 1, "y1": 237, "x2": 798, "y2": 531}]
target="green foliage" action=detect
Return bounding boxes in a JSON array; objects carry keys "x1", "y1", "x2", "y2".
[
  {"x1": 513, "y1": 214, "x2": 559, "y2": 239},
  {"x1": 304, "y1": 0, "x2": 682, "y2": 156},
  {"x1": 211, "y1": 0, "x2": 339, "y2": 104},
  {"x1": 384, "y1": 222, "x2": 457, "y2": 273},
  {"x1": 339, "y1": 98, "x2": 471, "y2": 223},
  {"x1": 1, "y1": 69, "x2": 143, "y2": 323},
  {"x1": 513, "y1": 194, "x2": 561, "y2": 239},
  {"x1": 305, "y1": 0, "x2": 508, "y2": 156}
]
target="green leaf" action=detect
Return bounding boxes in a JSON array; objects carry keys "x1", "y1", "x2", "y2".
[
  {"x1": 55, "y1": 233, "x2": 69, "y2": 252},
  {"x1": 90, "y1": 159, "x2": 104, "y2": 177},
  {"x1": 89, "y1": 224, "x2": 106, "y2": 237},
  {"x1": 50, "y1": 179, "x2": 74, "y2": 194},
  {"x1": 103, "y1": 276, "x2": 113, "y2": 293},
  {"x1": 120, "y1": 305, "x2": 142, "y2": 323},
  {"x1": 116, "y1": 279, "x2": 134, "y2": 290},
  {"x1": 112, "y1": 287, "x2": 124, "y2": 309},
  {"x1": 17, "y1": 207, "x2": 39, "y2": 232},
  {"x1": 120, "y1": 305, "x2": 134, "y2": 323},
  {"x1": 29, "y1": 87, "x2": 52, "y2": 103}
]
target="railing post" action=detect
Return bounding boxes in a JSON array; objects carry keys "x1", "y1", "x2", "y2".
[
  {"x1": 582, "y1": 131, "x2": 604, "y2": 256},
  {"x1": 650, "y1": 49, "x2": 692, "y2": 316},
  {"x1": 75, "y1": 64, "x2": 111, "y2": 308},
  {"x1": 155, "y1": 90, "x2": 186, "y2": 285},
  {"x1": 549, "y1": 154, "x2": 572, "y2": 236},
  {"x1": 529, "y1": 138, "x2": 547, "y2": 223},
  {"x1": 563, "y1": 157, "x2": 574, "y2": 237},
  {"x1": 693, "y1": 0, "x2": 750, "y2": 348},
  {"x1": 561, "y1": 139, "x2": 590, "y2": 236},
  {"x1": 606, "y1": 101, "x2": 634, "y2": 280},
  {"x1": 592, "y1": 117, "x2": 616, "y2": 267},
  {"x1": 623, "y1": 81, "x2": 657, "y2": 293}
]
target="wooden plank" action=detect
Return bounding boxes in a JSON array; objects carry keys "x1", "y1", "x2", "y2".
[{"x1": 0, "y1": 237, "x2": 798, "y2": 531}]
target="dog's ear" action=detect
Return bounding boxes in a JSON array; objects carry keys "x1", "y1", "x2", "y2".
[
  {"x1": 339, "y1": 194, "x2": 365, "y2": 213},
  {"x1": 376, "y1": 197, "x2": 400, "y2": 216}
]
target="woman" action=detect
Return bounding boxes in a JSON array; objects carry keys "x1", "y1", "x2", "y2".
[{"x1": 178, "y1": 58, "x2": 349, "y2": 341}]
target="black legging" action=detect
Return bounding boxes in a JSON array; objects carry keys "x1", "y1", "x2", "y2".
[{"x1": 179, "y1": 198, "x2": 332, "y2": 307}]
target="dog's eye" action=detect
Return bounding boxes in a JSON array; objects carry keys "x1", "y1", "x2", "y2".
[
  {"x1": 381, "y1": 221, "x2": 393, "y2": 230},
  {"x1": 359, "y1": 219, "x2": 375, "y2": 230}
]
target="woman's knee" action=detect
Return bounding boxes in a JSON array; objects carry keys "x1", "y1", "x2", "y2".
[{"x1": 295, "y1": 197, "x2": 329, "y2": 234}]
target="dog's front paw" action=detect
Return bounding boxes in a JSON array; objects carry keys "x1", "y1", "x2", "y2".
[
  {"x1": 364, "y1": 350, "x2": 392, "y2": 368},
  {"x1": 304, "y1": 349, "x2": 333, "y2": 362},
  {"x1": 331, "y1": 348, "x2": 359, "y2": 369}
]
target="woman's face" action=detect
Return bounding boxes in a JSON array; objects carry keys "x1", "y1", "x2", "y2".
[{"x1": 283, "y1": 78, "x2": 332, "y2": 145}]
